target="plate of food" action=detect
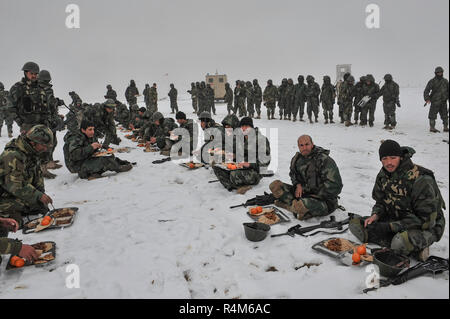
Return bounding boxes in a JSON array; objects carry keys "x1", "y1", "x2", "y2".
[
  {"x1": 6, "y1": 241, "x2": 56, "y2": 270},
  {"x1": 312, "y1": 237, "x2": 373, "y2": 266},
  {"x1": 179, "y1": 162, "x2": 205, "y2": 169},
  {"x1": 23, "y1": 207, "x2": 78, "y2": 234},
  {"x1": 247, "y1": 206, "x2": 290, "y2": 225}
]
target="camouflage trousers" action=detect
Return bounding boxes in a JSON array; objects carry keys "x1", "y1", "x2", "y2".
[
  {"x1": 254, "y1": 100, "x2": 262, "y2": 117},
  {"x1": 338, "y1": 103, "x2": 344, "y2": 121},
  {"x1": 192, "y1": 98, "x2": 198, "y2": 112},
  {"x1": 265, "y1": 102, "x2": 276, "y2": 119},
  {"x1": 307, "y1": 101, "x2": 319, "y2": 120},
  {"x1": 77, "y1": 156, "x2": 124, "y2": 179},
  {"x1": 237, "y1": 98, "x2": 247, "y2": 117},
  {"x1": 269, "y1": 180, "x2": 329, "y2": 220},
  {"x1": 322, "y1": 101, "x2": 334, "y2": 121},
  {"x1": 296, "y1": 101, "x2": 305, "y2": 119},
  {"x1": 170, "y1": 100, "x2": 178, "y2": 113},
  {"x1": 428, "y1": 102, "x2": 448, "y2": 123},
  {"x1": 212, "y1": 166, "x2": 261, "y2": 191},
  {"x1": 278, "y1": 101, "x2": 286, "y2": 118},
  {"x1": 0, "y1": 112, "x2": 14, "y2": 135},
  {"x1": 383, "y1": 101, "x2": 397, "y2": 126},
  {"x1": 227, "y1": 102, "x2": 233, "y2": 115},
  {"x1": 360, "y1": 102, "x2": 377, "y2": 125},
  {"x1": 353, "y1": 105, "x2": 361, "y2": 122},
  {"x1": 247, "y1": 99, "x2": 255, "y2": 117},
  {"x1": 342, "y1": 102, "x2": 353, "y2": 122},
  {"x1": 197, "y1": 100, "x2": 206, "y2": 116},
  {"x1": 0, "y1": 197, "x2": 49, "y2": 227},
  {"x1": 351, "y1": 216, "x2": 440, "y2": 257},
  {"x1": 211, "y1": 101, "x2": 216, "y2": 115},
  {"x1": 127, "y1": 97, "x2": 137, "y2": 107},
  {"x1": 285, "y1": 101, "x2": 294, "y2": 119},
  {"x1": 149, "y1": 103, "x2": 158, "y2": 114}
]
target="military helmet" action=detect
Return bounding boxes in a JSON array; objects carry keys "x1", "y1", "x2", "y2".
[
  {"x1": 384, "y1": 74, "x2": 393, "y2": 81},
  {"x1": 435, "y1": 66, "x2": 444, "y2": 73},
  {"x1": 26, "y1": 124, "x2": 54, "y2": 147},
  {"x1": 104, "y1": 99, "x2": 116, "y2": 108},
  {"x1": 366, "y1": 74, "x2": 375, "y2": 82},
  {"x1": 152, "y1": 111, "x2": 164, "y2": 122},
  {"x1": 360, "y1": 76, "x2": 367, "y2": 82},
  {"x1": 288, "y1": 78, "x2": 294, "y2": 84},
  {"x1": 221, "y1": 114, "x2": 240, "y2": 129},
  {"x1": 22, "y1": 61, "x2": 40, "y2": 74},
  {"x1": 107, "y1": 84, "x2": 112, "y2": 89},
  {"x1": 0, "y1": 82, "x2": 4, "y2": 90},
  {"x1": 323, "y1": 75, "x2": 331, "y2": 82},
  {"x1": 267, "y1": 79, "x2": 273, "y2": 85},
  {"x1": 38, "y1": 70, "x2": 51, "y2": 81},
  {"x1": 373, "y1": 248, "x2": 410, "y2": 278},
  {"x1": 347, "y1": 75, "x2": 355, "y2": 84},
  {"x1": 225, "y1": 82, "x2": 230, "y2": 88},
  {"x1": 298, "y1": 75, "x2": 304, "y2": 82},
  {"x1": 282, "y1": 78, "x2": 288, "y2": 83},
  {"x1": 306, "y1": 75, "x2": 314, "y2": 82},
  {"x1": 198, "y1": 111, "x2": 211, "y2": 121},
  {"x1": 343, "y1": 72, "x2": 351, "y2": 81},
  {"x1": 253, "y1": 79, "x2": 258, "y2": 85}
]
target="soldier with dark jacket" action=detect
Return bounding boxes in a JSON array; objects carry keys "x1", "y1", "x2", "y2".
[
  {"x1": 1, "y1": 217, "x2": 39, "y2": 265},
  {"x1": 63, "y1": 120, "x2": 132, "y2": 180},
  {"x1": 269, "y1": 135, "x2": 343, "y2": 220},
  {"x1": 148, "y1": 83, "x2": 158, "y2": 113},
  {"x1": 143, "y1": 84, "x2": 150, "y2": 109},
  {"x1": 353, "y1": 76, "x2": 366, "y2": 125},
  {"x1": 305, "y1": 75, "x2": 321, "y2": 123},
  {"x1": 168, "y1": 83, "x2": 179, "y2": 114},
  {"x1": 206, "y1": 84, "x2": 215, "y2": 115},
  {"x1": 213, "y1": 117, "x2": 271, "y2": 194},
  {"x1": 278, "y1": 78, "x2": 288, "y2": 120},
  {"x1": 69, "y1": 91, "x2": 82, "y2": 108},
  {"x1": 253, "y1": 79, "x2": 262, "y2": 119},
  {"x1": 341, "y1": 75, "x2": 356, "y2": 127},
  {"x1": 378, "y1": 74, "x2": 400, "y2": 130},
  {"x1": 144, "y1": 112, "x2": 178, "y2": 156},
  {"x1": 337, "y1": 72, "x2": 351, "y2": 123},
  {"x1": 424, "y1": 66, "x2": 449, "y2": 132},
  {"x1": 245, "y1": 81, "x2": 255, "y2": 118},
  {"x1": 197, "y1": 82, "x2": 207, "y2": 116},
  {"x1": 224, "y1": 83, "x2": 234, "y2": 115},
  {"x1": 0, "y1": 125, "x2": 54, "y2": 227},
  {"x1": 173, "y1": 111, "x2": 197, "y2": 156},
  {"x1": 0, "y1": 81, "x2": 15, "y2": 138},
  {"x1": 320, "y1": 76, "x2": 336, "y2": 124},
  {"x1": 125, "y1": 80, "x2": 139, "y2": 107},
  {"x1": 263, "y1": 79, "x2": 278, "y2": 120},
  {"x1": 105, "y1": 85, "x2": 117, "y2": 101},
  {"x1": 82, "y1": 99, "x2": 121, "y2": 149},
  {"x1": 114, "y1": 101, "x2": 130, "y2": 127},
  {"x1": 233, "y1": 80, "x2": 240, "y2": 115},
  {"x1": 285, "y1": 79, "x2": 296, "y2": 121},
  {"x1": 187, "y1": 82, "x2": 198, "y2": 114},
  {"x1": 349, "y1": 140, "x2": 446, "y2": 261},
  {"x1": 360, "y1": 74, "x2": 380, "y2": 127},
  {"x1": 237, "y1": 81, "x2": 247, "y2": 117},
  {"x1": 293, "y1": 76, "x2": 307, "y2": 122}
]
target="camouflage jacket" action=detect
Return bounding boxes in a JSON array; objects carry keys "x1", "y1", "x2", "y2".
[
  {"x1": 224, "y1": 87, "x2": 234, "y2": 104},
  {"x1": 0, "y1": 136, "x2": 45, "y2": 206},
  {"x1": 105, "y1": 89, "x2": 117, "y2": 101},
  {"x1": 294, "y1": 82, "x2": 307, "y2": 105},
  {"x1": 253, "y1": 84, "x2": 262, "y2": 102},
  {"x1": 125, "y1": 85, "x2": 139, "y2": 102},
  {"x1": 305, "y1": 82, "x2": 321, "y2": 106},
  {"x1": 82, "y1": 104, "x2": 118, "y2": 146},
  {"x1": 245, "y1": 85, "x2": 254, "y2": 103},
  {"x1": 206, "y1": 87, "x2": 215, "y2": 103},
  {"x1": 423, "y1": 76, "x2": 449, "y2": 105},
  {"x1": 340, "y1": 81, "x2": 355, "y2": 105},
  {"x1": 9, "y1": 78, "x2": 51, "y2": 127},
  {"x1": 263, "y1": 85, "x2": 278, "y2": 104},
  {"x1": 63, "y1": 130, "x2": 97, "y2": 173},
  {"x1": 362, "y1": 80, "x2": 380, "y2": 104},
  {"x1": 234, "y1": 127, "x2": 271, "y2": 171},
  {"x1": 39, "y1": 81, "x2": 63, "y2": 130},
  {"x1": 379, "y1": 81, "x2": 400, "y2": 104},
  {"x1": 187, "y1": 87, "x2": 197, "y2": 99},
  {"x1": 353, "y1": 81, "x2": 366, "y2": 106},
  {"x1": 168, "y1": 88, "x2": 178, "y2": 102},
  {"x1": 289, "y1": 146, "x2": 343, "y2": 212},
  {"x1": 285, "y1": 84, "x2": 295, "y2": 105},
  {"x1": 149, "y1": 87, "x2": 158, "y2": 104},
  {"x1": 320, "y1": 83, "x2": 336, "y2": 103},
  {"x1": 70, "y1": 93, "x2": 82, "y2": 107},
  {"x1": 277, "y1": 84, "x2": 287, "y2": 106},
  {"x1": 144, "y1": 118, "x2": 178, "y2": 148},
  {"x1": 371, "y1": 147, "x2": 446, "y2": 237},
  {"x1": 0, "y1": 89, "x2": 13, "y2": 114},
  {"x1": 0, "y1": 236, "x2": 22, "y2": 257}
]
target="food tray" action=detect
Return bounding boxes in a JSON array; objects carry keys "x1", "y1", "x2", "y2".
[
  {"x1": 216, "y1": 162, "x2": 245, "y2": 171},
  {"x1": 312, "y1": 237, "x2": 373, "y2": 267},
  {"x1": 144, "y1": 145, "x2": 160, "y2": 152},
  {"x1": 246, "y1": 206, "x2": 290, "y2": 225},
  {"x1": 6, "y1": 241, "x2": 56, "y2": 270},
  {"x1": 179, "y1": 162, "x2": 205, "y2": 169},
  {"x1": 22, "y1": 207, "x2": 78, "y2": 234}
]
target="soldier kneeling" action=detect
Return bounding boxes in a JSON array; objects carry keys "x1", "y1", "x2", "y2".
[
  {"x1": 63, "y1": 120, "x2": 132, "y2": 180},
  {"x1": 349, "y1": 140, "x2": 446, "y2": 261}
]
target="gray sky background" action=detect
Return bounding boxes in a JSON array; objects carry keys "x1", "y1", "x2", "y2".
[{"x1": 0, "y1": 0, "x2": 448, "y2": 103}]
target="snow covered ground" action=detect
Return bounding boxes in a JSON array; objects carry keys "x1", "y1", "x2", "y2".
[{"x1": 0, "y1": 88, "x2": 448, "y2": 299}]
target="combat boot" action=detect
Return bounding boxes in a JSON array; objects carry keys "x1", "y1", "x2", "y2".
[
  {"x1": 369, "y1": 121, "x2": 374, "y2": 127},
  {"x1": 292, "y1": 117, "x2": 296, "y2": 122},
  {"x1": 324, "y1": 119, "x2": 329, "y2": 124},
  {"x1": 8, "y1": 132, "x2": 13, "y2": 138},
  {"x1": 345, "y1": 121, "x2": 353, "y2": 127},
  {"x1": 290, "y1": 199, "x2": 310, "y2": 220},
  {"x1": 330, "y1": 118, "x2": 335, "y2": 124},
  {"x1": 116, "y1": 163, "x2": 133, "y2": 173},
  {"x1": 443, "y1": 122, "x2": 449, "y2": 132},
  {"x1": 315, "y1": 117, "x2": 318, "y2": 123},
  {"x1": 429, "y1": 120, "x2": 439, "y2": 133},
  {"x1": 349, "y1": 217, "x2": 369, "y2": 243},
  {"x1": 271, "y1": 114, "x2": 275, "y2": 120},
  {"x1": 46, "y1": 161, "x2": 63, "y2": 170},
  {"x1": 340, "y1": 117, "x2": 344, "y2": 124},
  {"x1": 299, "y1": 117, "x2": 304, "y2": 122},
  {"x1": 309, "y1": 117, "x2": 313, "y2": 124},
  {"x1": 236, "y1": 185, "x2": 252, "y2": 195}
]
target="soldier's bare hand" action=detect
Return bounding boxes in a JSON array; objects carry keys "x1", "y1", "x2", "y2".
[
  {"x1": 295, "y1": 184, "x2": 303, "y2": 198},
  {"x1": 364, "y1": 214, "x2": 379, "y2": 227},
  {"x1": 150, "y1": 137, "x2": 157, "y2": 144},
  {"x1": 19, "y1": 244, "x2": 39, "y2": 262},
  {"x1": 91, "y1": 142, "x2": 102, "y2": 150},
  {"x1": 0, "y1": 218, "x2": 19, "y2": 232},
  {"x1": 40, "y1": 194, "x2": 53, "y2": 206}
]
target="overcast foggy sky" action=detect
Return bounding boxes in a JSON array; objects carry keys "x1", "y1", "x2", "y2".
[{"x1": 0, "y1": 0, "x2": 448, "y2": 103}]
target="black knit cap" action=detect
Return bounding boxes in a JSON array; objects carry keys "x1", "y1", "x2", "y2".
[
  {"x1": 176, "y1": 111, "x2": 186, "y2": 120},
  {"x1": 379, "y1": 140, "x2": 402, "y2": 160},
  {"x1": 239, "y1": 116, "x2": 254, "y2": 128}
]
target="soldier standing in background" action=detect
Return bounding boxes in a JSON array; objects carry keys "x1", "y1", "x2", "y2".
[
  {"x1": 379, "y1": 74, "x2": 400, "y2": 130},
  {"x1": 148, "y1": 83, "x2": 158, "y2": 114},
  {"x1": 337, "y1": 72, "x2": 351, "y2": 124},
  {"x1": 143, "y1": 84, "x2": 150, "y2": 110},
  {"x1": 305, "y1": 75, "x2": 321, "y2": 123},
  {"x1": 237, "y1": 81, "x2": 247, "y2": 117},
  {"x1": 353, "y1": 76, "x2": 366, "y2": 125},
  {"x1": 278, "y1": 78, "x2": 288, "y2": 120},
  {"x1": 424, "y1": 66, "x2": 449, "y2": 133},
  {"x1": 285, "y1": 78, "x2": 295, "y2": 121},
  {"x1": 341, "y1": 75, "x2": 356, "y2": 127},
  {"x1": 125, "y1": 80, "x2": 139, "y2": 107},
  {"x1": 320, "y1": 76, "x2": 336, "y2": 124},
  {"x1": 293, "y1": 75, "x2": 307, "y2": 122},
  {"x1": 168, "y1": 83, "x2": 179, "y2": 114},
  {"x1": 224, "y1": 82, "x2": 234, "y2": 115},
  {"x1": 253, "y1": 79, "x2": 262, "y2": 119},
  {"x1": 197, "y1": 82, "x2": 206, "y2": 116},
  {"x1": 104, "y1": 85, "x2": 117, "y2": 101},
  {"x1": 206, "y1": 83, "x2": 215, "y2": 115},
  {"x1": 233, "y1": 80, "x2": 240, "y2": 115},
  {"x1": 361, "y1": 74, "x2": 380, "y2": 127},
  {"x1": 187, "y1": 82, "x2": 198, "y2": 114},
  {"x1": 245, "y1": 81, "x2": 255, "y2": 118},
  {"x1": 0, "y1": 82, "x2": 15, "y2": 138},
  {"x1": 263, "y1": 79, "x2": 278, "y2": 120},
  {"x1": 69, "y1": 91, "x2": 82, "y2": 108}
]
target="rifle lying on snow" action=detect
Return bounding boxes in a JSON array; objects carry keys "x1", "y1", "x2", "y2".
[
  {"x1": 363, "y1": 256, "x2": 449, "y2": 293},
  {"x1": 271, "y1": 214, "x2": 353, "y2": 238},
  {"x1": 229, "y1": 192, "x2": 275, "y2": 209}
]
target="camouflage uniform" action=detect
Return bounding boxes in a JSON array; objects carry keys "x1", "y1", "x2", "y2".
[
  {"x1": 293, "y1": 76, "x2": 307, "y2": 121},
  {"x1": 148, "y1": 86, "x2": 158, "y2": 114},
  {"x1": 197, "y1": 82, "x2": 207, "y2": 116},
  {"x1": 105, "y1": 86, "x2": 117, "y2": 101},
  {"x1": 336, "y1": 73, "x2": 351, "y2": 123},
  {"x1": 253, "y1": 80, "x2": 262, "y2": 119},
  {"x1": 350, "y1": 147, "x2": 446, "y2": 257},
  {"x1": 69, "y1": 92, "x2": 82, "y2": 108},
  {"x1": 168, "y1": 85, "x2": 179, "y2": 113},
  {"x1": 174, "y1": 118, "x2": 197, "y2": 156},
  {"x1": 0, "y1": 84, "x2": 14, "y2": 137},
  {"x1": 224, "y1": 83, "x2": 234, "y2": 115},
  {"x1": 115, "y1": 101, "x2": 130, "y2": 127},
  {"x1": 285, "y1": 79, "x2": 295, "y2": 121},
  {"x1": 206, "y1": 84, "x2": 215, "y2": 115},
  {"x1": 63, "y1": 129, "x2": 127, "y2": 179},
  {"x1": 270, "y1": 146, "x2": 343, "y2": 220},
  {"x1": 379, "y1": 74, "x2": 400, "y2": 128},
  {"x1": 82, "y1": 101, "x2": 120, "y2": 148},
  {"x1": 360, "y1": 74, "x2": 380, "y2": 127},
  {"x1": 353, "y1": 76, "x2": 366, "y2": 124},
  {"x1": 125, "y1": 80, "x2": 139, "y2": 106},
  {"x1": 340, "y1": 76, "x2": 356, "y2": 126},
  {"x1": 237, "y1": 81, "x2": 247, "y2": 117},
  {"x1": 424, "y1": 67, "x2": 449, "y2": 132},
  {"x1": 0, "y1": 135, "x2": 49, "y2": 226},
  {"x1": 143, "y1": 113, "x2": 178, "y2": 153},
  {"x1": 143, "y1": 84, "x2": 150, "y2": 109},
  {"x1": 233, "y1": 80, "x2": 240, "y2": 114},
  {"x1": 0, "y1": 236, "x2": 22, "y2": 263},
  {"x1": 245, "y1": 81, "x2": 255, "y2": 118},
  {"x1": 263, "y1": 80, "x2": 278, "y2": 119},
  {"x1": 305, "y1": 76, "x2": 321, "y2": 123},
  {"x1": 320, "y1": 76, "x2": 336, "y2": 123},
  {"x1": 213, "y1": 127, "x2": 271, "y2": 191},
  {"x1": 277, "y1": 79, "x2": 288, "y2": 119},
  {"x1": 187, "y1": 83, "x2": 198, "y2": 113}
]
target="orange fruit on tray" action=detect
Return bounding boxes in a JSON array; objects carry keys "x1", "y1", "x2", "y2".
[
  {"x1": 10, "y1": 256, "x2": 21, "y2": 266},
  {"x1": 107, "y1": 148, "x2": 113, "y2": 152},
  {"x1": 230, "y1": 165, "x2": 237, "y2": 170},
  {"x1": 352, "y1": 252, "x2": 361, "y2": 264},
  {"x1": 41, "y1": 218, "x2": 51, "y2": 226},
  {"x1": 250, "y1": 208, "x2": 259, "y2": 215},
  {"x1": 14, "y1": 258, "x2": 25, "y2": 268},
  {"x1": 356, "y1": 244, "x2": 367, "y2": 255},
  {"x1": 256, "y1": 206, "x2": 263, "y2": 213},
  {"x1": 189, "y1": 163, "x2": 195, "y2": 169}
]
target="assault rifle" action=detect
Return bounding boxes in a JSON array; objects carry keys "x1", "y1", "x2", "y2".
[
  {"x1": 271, "y1": 214, "x2": 352, "y2": 238},
  {"x1": 229, "y1": 192, "x2": 275, "y2": 209},
  {"x1": 363, "y1": 256, "x2": 449, "y2": 293}
]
